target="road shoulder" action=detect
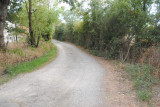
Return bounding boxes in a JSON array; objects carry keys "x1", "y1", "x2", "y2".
[
  {"x1": 93, "y1": 56, "x2": 148, "y2": 107},
  {"x1": 73, "y1": 43, "x2": 148, "y2": 107}
]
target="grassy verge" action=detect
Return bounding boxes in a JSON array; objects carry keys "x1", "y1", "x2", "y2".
[
  {"x1": 0, "y1": 45, "x2": 57, "y2": 84},
  {"x1": 124, "y1": 64, "x2": 158, "y2": 102}
]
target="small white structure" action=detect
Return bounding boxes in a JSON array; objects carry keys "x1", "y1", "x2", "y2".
[{"x1": 4, "y1": 21, "x2": 20, "y2": 43}]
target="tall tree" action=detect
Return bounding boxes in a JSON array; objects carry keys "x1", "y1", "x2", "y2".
[
  {"x1": 0, "y1": 0, "x2": 10, "y2": 48},
  {"x1": 28, "y1": 0, "x2": 35, "y2": 46}
]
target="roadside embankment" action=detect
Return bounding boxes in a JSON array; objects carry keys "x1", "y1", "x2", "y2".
[{"x1": 0, "y1": 40, "x2": 57, "y2": 84}]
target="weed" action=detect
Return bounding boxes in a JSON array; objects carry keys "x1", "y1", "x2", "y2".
[
  {"x1": 137, "y1": 90, "x2": 152, "y2": 102},
  {"x1": 0, "y1": 44, "x2": 57, "y2": 84},
  {"x1": 9, "y1": 48, "x2": 24, "y2": 56},
  {"x1": 125, "y1": 64, "x2": 158, "y2": 102},
  {"x1": 8, "y1": 46, "x2": 57, "y2": 76}
]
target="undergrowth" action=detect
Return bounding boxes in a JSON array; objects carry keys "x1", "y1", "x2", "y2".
[
  {"x1": 88, "y1": 50, "x2": 108, "y2": 59},
  {"x1": 125, "y1": 64, "x2": 158, "y2": 102},
  {"x1": 0, "y1": 41, "x2": 53, "y2": 71},
  {"x1": 0, "y1": 44, "x2": 57, "y2": 84}
]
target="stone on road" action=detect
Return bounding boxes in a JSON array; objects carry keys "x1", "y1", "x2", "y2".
[{"x1": 0, "y1": 40, "x2": 106, "y2": 107}]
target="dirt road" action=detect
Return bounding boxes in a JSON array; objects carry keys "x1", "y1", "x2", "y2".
[{"x1": 0, "y1": 40, "x2": 106, "y2": 107}]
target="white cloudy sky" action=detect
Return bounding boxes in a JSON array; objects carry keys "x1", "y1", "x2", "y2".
[{"x1": 151, "y1": 3, "x2": 157, "y2": 14}]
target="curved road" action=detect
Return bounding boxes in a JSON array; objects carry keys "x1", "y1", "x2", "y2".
[{"x1": 0, "y1": 40, "x2": 106, "y2": 107}]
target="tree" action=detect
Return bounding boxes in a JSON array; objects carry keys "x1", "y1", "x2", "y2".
[
  {"x1": 8, "y1": 0, "x2": 23, "y2": 23},
  {"x1": 20, "y1": 0, "x2": 59, "y2": 47},
  {"x1": 0, "y1": 0, "x2": 10, "y2": 48},
  {"x1": 55, "y1": 0, "x2": 154, "y2": 60},
  {"x1": 62, "y1": 0, "x2": 77, "y2": 9},
  {"x1": 28, "y1": 0, "x2": 35, "y2": 46}
]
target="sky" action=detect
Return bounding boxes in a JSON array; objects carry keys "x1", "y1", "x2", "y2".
[{"x1": 151, "y1": 3, "x2": 157, "y2": 14}]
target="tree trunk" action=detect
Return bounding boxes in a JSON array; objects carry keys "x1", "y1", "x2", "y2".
[
  {"x1": 0, "y1": 0, "x2": 10, "y2": 48},
  {"x1": 28, "y1": 0, "x2": 35, "y2": 46},
  {"x1": 15, "y1": 23, "x2": 17, "y2": 41},
  {"x1": 36, "y1": 35, "x2": 40, "y2": 48},
  {"x1": 143, "y1": 0, "x2": 147, "y2": 11}
]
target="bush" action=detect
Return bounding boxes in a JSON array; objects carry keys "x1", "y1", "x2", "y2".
[{"x1": 54, "y1": 24, "x2": 65, "y2": 41}]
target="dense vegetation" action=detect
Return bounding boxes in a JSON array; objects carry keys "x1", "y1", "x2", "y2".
[
  {"x1": 54, "y1": 0, "x2": 160, "y2": 102},
  {"x1": 0, "y1": 0, "x2": 59, "y2": 48},
  {"x1": 55, "y1": 0, "x2": 160, "y2": 68}
]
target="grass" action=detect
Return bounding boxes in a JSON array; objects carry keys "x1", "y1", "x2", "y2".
[
  {"x1": 0, "y1": 40, "x2": 55, "y2": 67},
  {"x1": 124, "y1": 64, "x2": 158, "y2": 102},
  {"x1": 0, "y1": 45, "x2": 57, "y2": 84}
]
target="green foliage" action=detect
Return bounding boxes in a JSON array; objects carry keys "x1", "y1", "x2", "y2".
[
  {"x1": 8, "y1": 26, "x2": 25, "y2": 36},
  {"x1": 18, "y1": 0, "x2": 59, "y2": 45},
  {"x1": 62, "y1": 0, "x2": 77, "y2": 10},
  {"x1": 89, "y1": 50, "x2": 106, "y2": 57},
  {"x1": 55, "y1": 0, "x2": 155, "y2": 59},
  {"x1": 125, "y1": 64, "x2": 157, "y2": 102},
  {"x1": 55, "y1": 0, "x2": 160, "y2": 103},
  {"x1": 108, "y1": 37, "x2": 121, "y2": 59},
  {"x1": 54, "y1": 24, "x2": 65, "y2": 41},
  {"x1": 7, "y1": 0, "x2": 24, "y2": 23}
]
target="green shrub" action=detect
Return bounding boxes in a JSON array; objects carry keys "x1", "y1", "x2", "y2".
[
  {"x1": 54, "y1": 24, "x2": 65, "y2": 41},
  {"x1": 89, "y1": 50, "x2": 106, "y2": 57}
]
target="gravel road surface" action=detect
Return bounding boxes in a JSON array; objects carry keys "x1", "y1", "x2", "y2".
[{"x1": 0, "y1": 40, "x2": 106, "y2": 107}]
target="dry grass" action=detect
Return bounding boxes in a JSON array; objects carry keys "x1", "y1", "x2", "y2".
[
  {"x1": 138, "y1": 47, "x2": 160, "y2": 78},
  {"x1": 0, "y1": 41, "x2": 53, "y2": 74},
  {"x1": 137, "y1": 47, "x2": 160, "y2": 106},
  {"x1": 93, "y1": 57, "x2": 148, "y2": 107}
]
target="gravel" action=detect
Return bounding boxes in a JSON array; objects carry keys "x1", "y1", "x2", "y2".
[{"x1": 0, "y1": 40, "x2": 106, "y2": 107}]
